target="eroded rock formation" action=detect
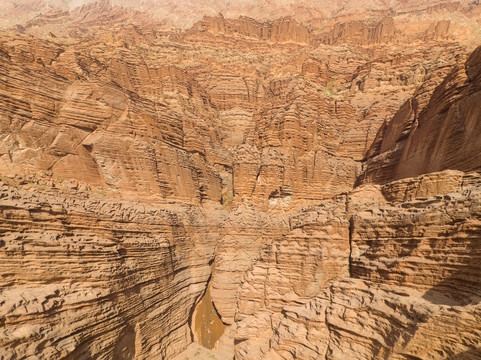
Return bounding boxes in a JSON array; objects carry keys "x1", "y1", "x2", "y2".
[
  {"x1": 358, "y1": 47, "x2": 481, "y2": 185},
  {"x1": 0, "y1": 183, "x2": 217, "y2": 359},
  {"x1": 1, "y1": 1, "x2": 481, "y2": 359},
  {"x1": 237, "y1": 170, "x2": 481, "y2": 359}
]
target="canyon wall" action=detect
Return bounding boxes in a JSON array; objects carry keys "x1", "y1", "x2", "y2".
[
  {"x1": 229, "y1": 170, "x2": 481, "y2": 359},
  {"x1": 0, "y1": 1, "x2": 480, "y2": 359},
  {"x1": 358, "y1": 46, "x2": 481, "y2": 185},
  {"x1": 189, "y1": 16, "x2": 310, "y2": 44},
  {"x1": 223, "y1": 42, "x2": 481, "y2": 360},
  {"x1": 0, "y1": 183, "x2": 219, "y2": 359}
]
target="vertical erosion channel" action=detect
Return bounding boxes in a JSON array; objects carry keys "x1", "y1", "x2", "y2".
[{"x1": 191, "y1": 262, "x2": 226, "y2": 349}]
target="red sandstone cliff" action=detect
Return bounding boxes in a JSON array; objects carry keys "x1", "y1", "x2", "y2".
[
  {"x1": 359, "y1": 46, "x2": 481, "y2": 185},
  {"x1": 0, "y1": 1, "x2": 480, "y2": 359}
]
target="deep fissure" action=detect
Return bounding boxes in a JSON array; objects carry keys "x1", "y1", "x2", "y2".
[{"x1": 190, "y1": 262, "x2": 226, "y2": 349}]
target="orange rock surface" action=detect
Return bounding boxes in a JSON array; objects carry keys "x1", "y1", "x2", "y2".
[{"x1": 0, "y1": 1, "x2": 481, "y2": 359}]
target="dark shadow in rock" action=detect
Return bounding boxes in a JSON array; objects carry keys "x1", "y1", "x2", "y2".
[
  {"x1": 64, "y1": 343, "x2": 92, "y2": 360},
  {"x1": 422, "y1": 233, "x2": 481, "y2": 306},
  {"x1": 448, "y1": 348, "x2": 481, "y2": 360},
  {"x1": 113, "y1": 324, "x2": 136, "y2": 360}
]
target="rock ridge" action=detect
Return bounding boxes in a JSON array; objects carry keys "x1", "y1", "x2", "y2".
[{"x1": 0, "y1": 2, "x2": 481, "y2": 359}]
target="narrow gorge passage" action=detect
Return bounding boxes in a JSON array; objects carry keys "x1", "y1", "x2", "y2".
[
  {"x1": 191, "y1": 263, "x2": 226, "y2": 349},
  {"x1": 1, "y1": 1, "x2": 481, "y2": 359}
]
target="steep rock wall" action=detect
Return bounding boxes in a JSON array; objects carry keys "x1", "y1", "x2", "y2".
[
  {"x1": 0, "y1": 4, "x2": 481, "y2": 360},
  {"x1": 231, "y1": 171, "x2": 481, "y2": 359},
  {"x1": 359, "y1": 46, "x2": 481, "y2": 185},
  {"x1": 189, "y1": 15, "x2": 310, "y2": 44},
  {"x1": 0, "y1": 183, "x2": 220, "y2": 359}
]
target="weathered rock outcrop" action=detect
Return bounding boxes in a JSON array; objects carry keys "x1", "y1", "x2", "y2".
[
  {"x1": 0, "y1": 35, "x2": 228, "y2": 201},
  {"x1": 0, "y1": 182, "x2": 219, "y2": 359},
  {"x1": 0, "y1": 0, "x2": 472, "y2": 206},
  {"x1": 189, "y1": 15, "x2": 310, "y2": 44},
  {"x1": 359, "y1": 46, "x2": 481, "y2": 185},
  {"x1": 231, "y1": 170, "x2": 481, "y2": 359},
  {"x1": 0, "y1": 1, "x2": 481, "y2": 359},
  {"x1": 208, "y1": 46, "x2": 481, "y2": 358},
  {"x1": 2, "y1": 0, "x2": 476, "y2": 30},
  {"x1": 316, "y1": 17, "x2": 396, "y2": 46}
]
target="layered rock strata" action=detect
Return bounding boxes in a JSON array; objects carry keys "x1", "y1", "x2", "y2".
[
  {"x1": 0, "y1": 1, "x2": 480, "y2": 359},
  {"x1": 231, "y1": 171, "x2": 481, "y2": 360},
  {"x1": 0, "y1": 5, "x2": 472, "y2": 207},
  {"x1": 222, "y1": 44, "x2": 481, "y2": 358},
  {"x1": 0, "y1": 183, "x2": 219, "y2": 359},
  {"x1": 359, "y1": 45, "x2": 481, "y2": 185}
]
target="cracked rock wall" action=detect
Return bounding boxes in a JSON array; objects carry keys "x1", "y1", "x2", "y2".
[{"x1": 0, "y1": 184, "x2": 218, "y2": 359}]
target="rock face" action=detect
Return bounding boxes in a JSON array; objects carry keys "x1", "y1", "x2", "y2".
[
  {"x1": 0, "y1": 183, "x2": 217, "y2": 359},
  {"x1": 189, "y1": 15, "x2": 310, "y2": 44},
  {"x1": 317, "y1": 17, "x2": 396, "y2": 46},
  {"x1": 232, "y1": 170, "x2": 481, "y2": 360},
  {"x1": 0, "y1": 1, "x2": 481, "y2": 359},
  {"x1": 358, "y1": 46, "x2": 481, "y2": 185},
  {"x1": 3, "y1": 0, "x2": 475, "y2": 30},
  {"x1": 0, "y1": 35, "x2": 227, "y2": 201}
]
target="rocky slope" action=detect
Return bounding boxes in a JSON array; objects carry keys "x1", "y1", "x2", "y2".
[
  {"x1": 224, "y1": 44, "x2": 481, "y2": 360},
  {"x1": 358, "y1": 45, "x2": 481, "y2": 185},
  {"x1": 232, "y1": 170, "x2": 481, "y2": 359},
  {"x1": 1, "y1": 0, "x2": 479, "y2": 30},
  {"x1": 0, "y1": 1, "x2": 481, "y2": 359},
  {"x1": 0, "y1": 181, "x2": 219, "y2": 359}
]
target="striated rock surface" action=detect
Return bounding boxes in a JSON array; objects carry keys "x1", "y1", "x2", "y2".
[
  {"x1": 316, "y1": 17, "x2": 396, "y2": 46},
  {"x1": 0, "y1": 1, "x2": 481, "y2": 359},
  {"x1": 359, "y1": 44, "x2": 481, "y2": 185},
  {"x1": 0, "y1": 35, "x2": 228, "y2": 202},
  {"x1": 0, "y1": 182, "x2": 220, "y2": 359},
  {"x1": 232, "y1": 171, "x2": 481, "y2": 360},
  {"x1": 0, "y1": 0, "x2": 475, "y2": 207},
  {"x1": 189, "y1": 15, "x2": 310, "y2": 44}
]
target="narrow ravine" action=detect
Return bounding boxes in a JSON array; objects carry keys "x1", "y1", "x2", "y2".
[{"x1": 191, "y1": 263, "x2": 226, "y2": 349}]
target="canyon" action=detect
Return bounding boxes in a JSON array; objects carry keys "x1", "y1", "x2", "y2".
[{"x1": 0, "y1": 0, "x2": 481, "y2": 359}]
